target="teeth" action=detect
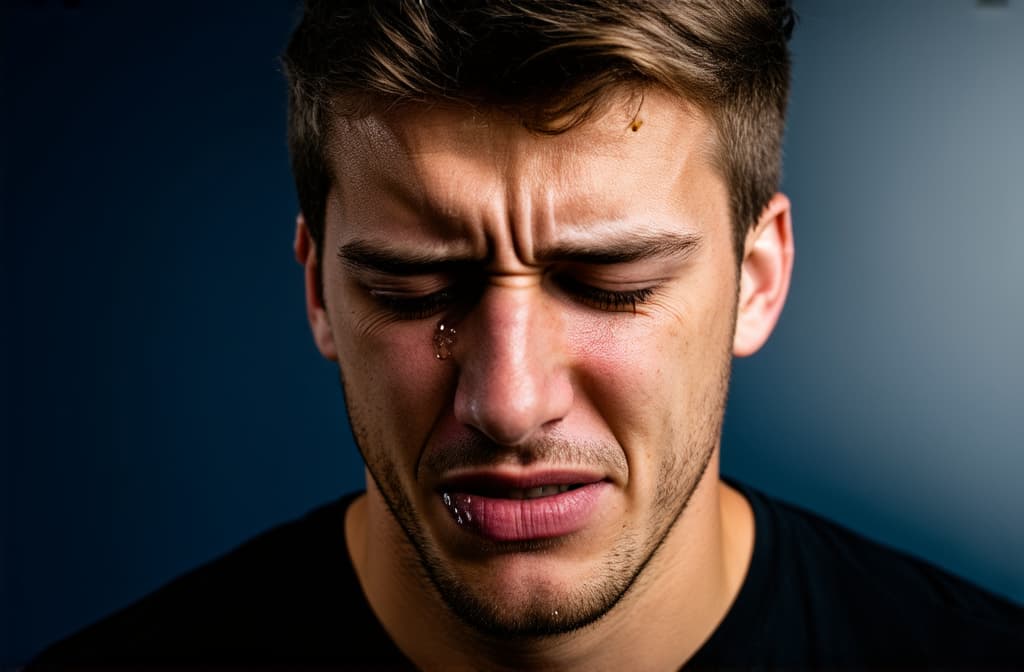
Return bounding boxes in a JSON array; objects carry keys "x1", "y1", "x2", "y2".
[{"x1": 507, "y1": 484, "x2": 575, "y2": 499}]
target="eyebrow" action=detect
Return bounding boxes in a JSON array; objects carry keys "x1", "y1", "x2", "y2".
[
  {"x1": 337, "y1": 230, "x2": 702, "y2": 275},
  {"x1": 337, "y1": 240, "x2": 477, "y2": 275},
  {"x1": 536, "y1": 231, "x2": 703, "y2": 264}
]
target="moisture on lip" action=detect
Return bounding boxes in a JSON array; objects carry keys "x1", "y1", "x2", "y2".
[
  {"x1": 441, "y1": 485, "x2": 581, "y2": 526},
  {"x1": 441, "y1": 483, "x2": 604, "y2": 539},
  {"x1": 442, "y1": 492, "x2": 473, "y2": 525}
]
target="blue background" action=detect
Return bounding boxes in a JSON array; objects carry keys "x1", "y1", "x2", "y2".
[{"x1": 3, "y1": 0, "x2": 1022, "y2": 666}]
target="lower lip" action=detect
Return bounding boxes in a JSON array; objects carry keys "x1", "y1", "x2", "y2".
[{"x1": 440, "y1": 482, "x2": 609, "y2": 542}]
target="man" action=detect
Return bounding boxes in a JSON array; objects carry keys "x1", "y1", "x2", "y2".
[{"x1": 29, "y1": 1, "x2": 1023, "y2": 670}]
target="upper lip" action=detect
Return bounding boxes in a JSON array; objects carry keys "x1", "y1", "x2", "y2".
[{"x1": 436, "y1": 468, "x2": 606, "y2": 496}]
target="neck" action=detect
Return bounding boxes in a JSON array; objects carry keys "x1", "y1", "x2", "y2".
[{"x1": 346, "y1": 456, "x2": 754, "y2": 671}]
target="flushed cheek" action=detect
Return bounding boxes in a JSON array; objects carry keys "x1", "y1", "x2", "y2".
[
  {"x1": 568, "y1": 311, "x2": 722, "y2": 459},
  {"x1": 570, "y1": 314, "x2": 688, "y2": 411}
]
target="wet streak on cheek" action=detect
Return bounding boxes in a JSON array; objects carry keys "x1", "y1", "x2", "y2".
[{"x1": 338, "y1": 316, "x2": 454, "y2": 460}]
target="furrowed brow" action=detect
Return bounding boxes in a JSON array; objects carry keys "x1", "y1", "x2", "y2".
[
  {"x1": 337, "y1": 240, "x2": 476, "y2": 275},
  {"x1": 537, "y1": 231, "x2": 703, "y2": 264}
]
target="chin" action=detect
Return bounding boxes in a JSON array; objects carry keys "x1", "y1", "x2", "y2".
[{"x1": 428, "y1": 550, "x2": 637, "y2": 638}]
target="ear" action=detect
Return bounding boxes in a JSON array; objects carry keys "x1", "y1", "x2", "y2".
[
  {"x1": 294, "y1": 213, "x2": 338, "y2": 361},
  {"x1": 732, "y1": 193, "x2": 794, "y2": 357}
]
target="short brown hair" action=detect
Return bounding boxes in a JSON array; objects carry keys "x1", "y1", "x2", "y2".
[{"x1": 282, "y1": 0, "x2": 796, "y2": 261}]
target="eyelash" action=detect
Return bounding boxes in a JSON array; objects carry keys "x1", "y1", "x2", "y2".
[
  {"x1": 371, "y1": 288, "x2": 460, "y2": 320},
  {"x1": 371, "y1": 277, "x2": 656, "y2": 319},
  {"x1": 555, "y1": 276, "x2": 655, "y2": 313}
]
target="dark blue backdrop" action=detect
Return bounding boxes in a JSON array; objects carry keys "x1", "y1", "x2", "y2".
[{"x1": 3, "y1": 1, "x2": 1022, "y2": 666}]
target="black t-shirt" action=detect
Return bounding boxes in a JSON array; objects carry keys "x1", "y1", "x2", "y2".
[{"x1": 27, "y1": 480, "x2": 1024, "y2": 670}]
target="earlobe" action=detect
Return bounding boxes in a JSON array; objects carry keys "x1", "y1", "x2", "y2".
[
  {"x1": 732, "y1": 193, "x2": 794, "y2": 357},
  {"x1": 294, "y1": 213, "x2": 339, "y2": 362}
]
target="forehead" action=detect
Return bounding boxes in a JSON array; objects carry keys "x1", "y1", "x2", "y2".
[{"x1": 323, "y1": 88, "x2": 727, "y2": 252}]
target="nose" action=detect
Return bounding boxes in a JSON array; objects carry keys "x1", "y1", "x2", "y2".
[{"x1": 452, "y1": 284, "x2": 574, "y2": 446}]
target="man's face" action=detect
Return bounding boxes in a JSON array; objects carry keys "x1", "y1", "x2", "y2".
[{"x1": 316, "y1": 89, "x2": 744, "y2": 635}]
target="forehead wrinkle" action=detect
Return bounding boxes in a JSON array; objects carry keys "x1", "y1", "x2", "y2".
[
  {"x1": 388, "y1": 117, "x2": 514, "y2": 253},
  {"x1": 501, "y1": 142, "x2": 577, "y2": 270},
  {"x1": 493, "y1": 133, "x2": 606, "y2": 270},
  {"x1": 539, "y1": 117, "x2": 716, "y2": 254},
  {"x1": 334, "y1": 115, "x2": 510, "y2": 254},
  {"x1": 505, "y1": 133, "x2": 620, "y2": 270},
  {"x1": 332, "y1": 91, "x2": 721, "y2": 272}
]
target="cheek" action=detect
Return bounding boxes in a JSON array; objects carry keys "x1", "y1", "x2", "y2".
[
  {"x1": 335, "y1": 314, "x2": 453, "y2": 457},
  {"x1": 570, "y1": 316, "x2": 683, "y2": 429},
  {"x1": 569, "y1": 296, "x2": 733, "y2": 440}
]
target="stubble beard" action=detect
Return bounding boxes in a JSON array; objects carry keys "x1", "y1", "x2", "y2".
[{"x1": 337, "y1": 341, "x2": 733, "y2": 640}]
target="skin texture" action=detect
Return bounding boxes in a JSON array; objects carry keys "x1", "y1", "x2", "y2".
[{"x1": 296, "y1": 87, "x2": 794, "y2": 670}]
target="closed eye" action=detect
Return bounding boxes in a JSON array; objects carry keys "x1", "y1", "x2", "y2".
[
  {"x1": 363, "y1": 270, "x2": 658, "y2": 319},
  {"x1": 369, "y1": 286, "x2": 459, "y2": 320},
  {"x1": 554, "y1": 275, "x2": 656, "y2": 313}
]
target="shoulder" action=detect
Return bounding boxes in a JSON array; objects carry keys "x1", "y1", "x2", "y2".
[
  {"x1": 27, "y1": 491, "x2": 414, "y2": 670},
  {"x1": 697, "y1": 479, "x2": 1024, "y2": 669},
  {"x1": 754, "y1": 483, "x2": 1019, "y2": 616}
]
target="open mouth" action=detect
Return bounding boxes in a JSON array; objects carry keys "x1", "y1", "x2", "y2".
[
  {"x1": 438, "y1": 469, "x2": 602, "y2": 500},
  {"x1": 469, "y1": 483, "x2": 584, "y2": 500}
]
